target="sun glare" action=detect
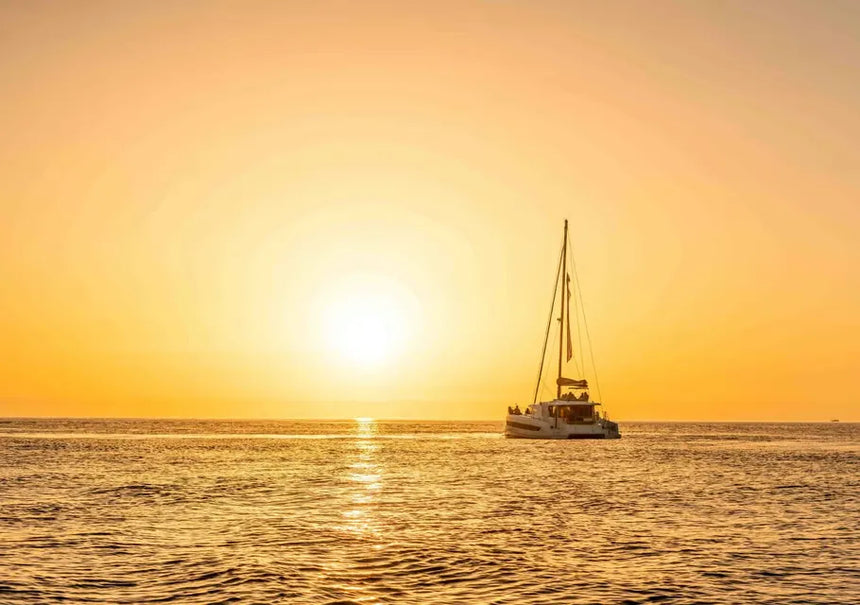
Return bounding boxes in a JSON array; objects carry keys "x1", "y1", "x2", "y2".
[
  {"x1": 321, "y1": 277, "x2": 412, "y2": 368},
  {"x1": 334, "y1": 308, "x2": 397, "y2": 364}
]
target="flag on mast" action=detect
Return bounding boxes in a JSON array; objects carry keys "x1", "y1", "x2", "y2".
[{"x1": 566, "y1": 274, "x2": 573, "y2": 361}]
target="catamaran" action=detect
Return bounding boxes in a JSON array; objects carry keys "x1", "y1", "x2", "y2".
[{"x1": 505, "y1": 220, "x2": 621, "y2": 439}]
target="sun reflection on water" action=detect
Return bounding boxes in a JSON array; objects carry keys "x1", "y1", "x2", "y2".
[{"x1": 341, "y1": 418, "x2": 381, "y2": 536}]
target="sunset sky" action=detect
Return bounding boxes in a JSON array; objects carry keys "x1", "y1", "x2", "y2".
[{"x1": 2, "y1": 1, "x2": 858, "y2": 421}]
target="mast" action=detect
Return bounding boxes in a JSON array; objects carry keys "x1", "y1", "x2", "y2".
[{"x1": 557, "y1": 219, "x2": 568, "y2": 399}]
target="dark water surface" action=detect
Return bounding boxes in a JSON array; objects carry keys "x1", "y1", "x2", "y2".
[{"x1": 1, "y1": 419, "x2": 857, "y2": 604}]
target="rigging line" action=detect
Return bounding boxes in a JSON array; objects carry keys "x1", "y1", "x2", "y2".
[
  {"x1": 567, "y1": 229, "x2": 603, "y2": 405},
  {"x1": 565, "y1": 234, "x2": 584, "y2": 377},
  {"x1": 575, "y1": 255, "x2": 584, "y2": 376},
  {"x1": 570, "y1": 269, "x2": 584, "y2": 377},
  {"x1": 533, "y1": 240, "x2": 564, "y2": 405},
  {"x1": 562, "y1": 232, "x2": 584, "y2": 378},
  {"x1": 540, "y1": 327, "x2": 560, "y2": 400}
]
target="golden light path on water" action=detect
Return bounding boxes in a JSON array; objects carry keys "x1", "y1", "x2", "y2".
[
  {"x1": 325, "y1": 418, "x2": 385, "y2": 602},
  {"x1": 343, "y1": 418, "x2": 382, "y2": 536}
]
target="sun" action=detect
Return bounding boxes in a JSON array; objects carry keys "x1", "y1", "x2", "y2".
[
  {"x1": 330, "y1": 304, "x2": 399, "y2": 365},
  {"x1": 321, "y1": 277, "x2": 412, "y2": 368}
]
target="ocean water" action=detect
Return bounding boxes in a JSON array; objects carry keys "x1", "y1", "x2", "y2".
[{"x1": 0, "y1": 419, "x2": 857, "y2": 604}]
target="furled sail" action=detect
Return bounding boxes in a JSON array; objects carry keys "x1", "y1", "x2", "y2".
[
  {"x1": 556, "y1": 377, "x2": 588, "y2": 388},
  {"x1": 566, "y1": 273, "x2": 573, "y2": 361}
]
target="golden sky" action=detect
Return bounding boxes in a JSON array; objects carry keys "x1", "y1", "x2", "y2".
[{"x1": 2, "y1": 1, "x2": 858, "y2": 421}]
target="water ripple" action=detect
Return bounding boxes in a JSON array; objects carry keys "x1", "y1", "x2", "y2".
[{"x1": 0, "y1": 420, "x2": 857, "y2": 603}]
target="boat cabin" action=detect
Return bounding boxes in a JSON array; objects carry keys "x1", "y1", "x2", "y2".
[
  {"x1": 549, "y1": 402, "x2": 600, "y2": 424},
  {"x1": 524, "y1": 400, "x2": 603, "y2": 424}
]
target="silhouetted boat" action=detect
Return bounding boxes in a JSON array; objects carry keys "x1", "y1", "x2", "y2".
[{"x1": 505, "y1": 220, "x2": 620, "y2": 439}]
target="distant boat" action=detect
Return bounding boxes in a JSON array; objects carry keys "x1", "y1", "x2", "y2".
[
  {"x1": 505, "y1": 220, "x2": 621, "y2": 439},
  {"x1": 831, "y1": 419, "x2": 840, "y2": 422}
]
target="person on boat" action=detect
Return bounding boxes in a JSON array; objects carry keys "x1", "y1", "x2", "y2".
[
  {"x1": 579, "y1": 391, "x2": 589, "y2": 401},
  {"x1": 513, "y1": 404, "x2": 521, "y2": 415},
  {"x1": 507, "y1": 406, "x2": 513, "y2": 415}
]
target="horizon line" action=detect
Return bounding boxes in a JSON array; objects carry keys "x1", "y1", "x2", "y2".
[{"x1": 0, "y1": 416, "x2": 854, "y2": 424}]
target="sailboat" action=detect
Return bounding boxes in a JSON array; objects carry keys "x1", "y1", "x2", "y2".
[{"x1": 505, "y1": 220, "x2": 621, "y2": 439}]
